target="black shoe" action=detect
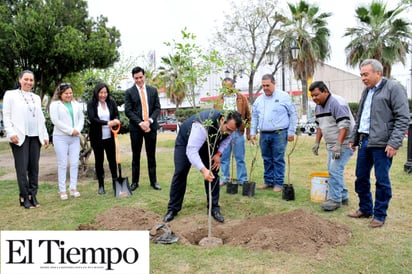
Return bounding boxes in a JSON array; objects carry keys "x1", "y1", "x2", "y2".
[
  {"x1": 130, "y1": 182, "x2": 139, "y2": 191},
  {"x1": 151, "y1": 182, "x2": 162, "y2": 190},
  {"x1": 98, "y1": 186, "x2": 106, "y2": 195},
  {"x1": 211, "y1": 210, "x2": 224, "y2": 223},
  {"x1": 30, "y1": 194, "x2": 40, "y2": 207},
  {"x1": 23, "y1": 197, "x2": 34, "y2": 209},
  {"x1": 163, "y1": 211, "x2": 177, "y2": 222}
]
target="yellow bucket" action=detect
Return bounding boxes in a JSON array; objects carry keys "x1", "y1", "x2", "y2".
[{"x1": 310, "y1": 172, "x2": 329, "y2": 202}]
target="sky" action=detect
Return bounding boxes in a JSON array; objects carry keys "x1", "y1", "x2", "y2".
[{"x1": 86, "y1": 0, "x2": 412, "y2": 93}]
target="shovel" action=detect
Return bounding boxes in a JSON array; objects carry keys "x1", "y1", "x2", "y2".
[{"x1": 111, "y1": 124, "x2": 132, "y2": 197}]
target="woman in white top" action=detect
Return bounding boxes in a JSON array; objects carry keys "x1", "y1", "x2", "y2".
[
  {"x1": 3, "y1": 70, "x2": 49, "y2": 209},
  {"x1": 49, "y1": 83, "x2": 84, "y2": 200}
]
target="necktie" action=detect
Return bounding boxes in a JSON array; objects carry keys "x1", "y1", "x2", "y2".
[{"x1": 140, "y1": 87, "x2": 148, "y2": 121}]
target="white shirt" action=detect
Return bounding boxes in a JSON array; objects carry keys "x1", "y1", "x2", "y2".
[{"x1": 98, "y1": 102, "x2": 111, "y2": 139}]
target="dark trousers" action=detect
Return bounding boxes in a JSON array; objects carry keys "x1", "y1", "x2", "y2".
[
  {"x1": 10, "y1": 136, "x2": 41, "y2": 198},
  {"x1": 167, "y1": 145, "x2": 220, "y2": 213},
  {"x1": 92, "y1": 137, "x2": 117, "y2": 181},
  {"x1": 130, "y1": 130, "x2": 157, "y2": 185},
  {"x1": 355, "y1": 136, "x2": 393, "y2": 222}
]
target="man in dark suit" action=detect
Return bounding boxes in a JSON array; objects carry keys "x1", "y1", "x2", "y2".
[{"x1": 125, "y1": 66, "x2": 162, "y2": 190}]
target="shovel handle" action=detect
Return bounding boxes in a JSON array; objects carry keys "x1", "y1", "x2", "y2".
[
  {"x1": 110, "y1": 124, "x2": 121, "y2": 135},
  {"x1": 110, "y1": 124, "x2": 121, "y2": 164}
]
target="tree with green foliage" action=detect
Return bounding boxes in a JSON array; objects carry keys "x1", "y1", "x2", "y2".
[
  {"x1": 344, "y1": 0, "x2": 411, "y2": 78},
  {"x1": 0, "y1": 0, "x2": 121, "y2": 99},
  {"x1": 283, "y1": 0, "x2": 331, "y2": 117},
  {"x1": 158, "y1": 54, "x2": 187, "y2": 110},
  {"x1": 213, "y1": 0, "x2": 285, "y2": 103},
  {"x1": 158, "y1": 28, "x2": 224, "y2": 110}
]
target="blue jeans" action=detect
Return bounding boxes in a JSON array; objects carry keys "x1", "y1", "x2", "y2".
[
  {"x1": 355, "y1": 136, "x2": 393, "y2": 222},
  {"x1": 260, "y1": 129, "x2": 288, "y2": 187},
  {"x1": 220, "y1": 130, "x2": 247, "y2": 184},
  {"x1": 327, "y1": 147, "x2": 353, "y2": 202}
]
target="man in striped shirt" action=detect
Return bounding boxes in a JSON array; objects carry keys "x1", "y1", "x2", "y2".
[{"x1": 310, "y1": 81, "x2": 354, "y2": 211}]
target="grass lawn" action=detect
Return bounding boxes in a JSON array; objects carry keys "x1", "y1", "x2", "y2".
[{"x1": 0, "y1": 133, "x2": 411, "y2": 273}]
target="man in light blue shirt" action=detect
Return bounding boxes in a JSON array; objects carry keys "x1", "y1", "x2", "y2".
[{"x1": 250, "y1": 74, "x2": 297, "y2": 192}]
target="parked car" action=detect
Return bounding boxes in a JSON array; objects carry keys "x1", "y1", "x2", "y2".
[
  {"x1": 159, "y1": 121, "x2": 178, "y2": 132},
  {"x1": 298, "y1": 118, "x2": 317, "y2": 136}
]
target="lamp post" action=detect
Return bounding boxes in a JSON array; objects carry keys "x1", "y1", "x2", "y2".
[
  {"x1": 289, "y1": 43, "x2": 309, "y2": 118},
  {"x1": 290, "y1": 44, "x2": 299, "y2": 62},
  {"x1": 224, "y1": 69, "x2": 230, "y2": 78},
  {"x1": 404, "y1": 115, "x2": 412, "y2": 173},
  {"x1": 266, "y1": 45, "x2": 285, "y2": 90},
  {"x1": 224, "y1": 66, "x2": 244, "y2": 85},
  {"x1": 404, "y1": 43, "x2": 412, "y2": 173},
  {"x1": 266, "y1": 43, "x2": 300, "y2": 92},
  {"x1": 281, "y1": 44, "x2": 286, "y2": 91}
]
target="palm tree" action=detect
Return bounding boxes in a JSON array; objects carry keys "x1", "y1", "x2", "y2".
[
  {"x1": 157, "y1": 54, "x2": 187, "y2": 111},
  {"x1": 344, "y1": 1, "x2": 411, "y2": 78},
  {"x1": 283, "y1": 0, "x2": 331, "y2": 117}
]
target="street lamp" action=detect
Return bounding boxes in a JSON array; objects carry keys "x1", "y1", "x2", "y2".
[
  {"x1": 266, "y1": 44, "x2": 285, "y2": 90},
  {"x1": 266, "y1": 47, "x2": 276, "y2": 66},
  {"x1": 238, "y1": 68, "x2": 244, "y2": 78},
  {"x1": 224, "y1": 69, "x2": 230, "y2": 78},
  {"x1": 404, "y1": 115, "x2": 412, "y2": 173},
  {"x1": 290, "y1": 44, "x2": 299, "y2": 61},
  {"x1": 224, "y1": 66, "x2": 244, "y2": 83},
  {"x1": 266, "y1": 42, "x2": 299, "y2": 91},
  {"x1": 290, "y1": 44, "x2": 310, "y2": 118},
  {"x1": 405, "y1": 44, "x2": 412, "y2": 173}
]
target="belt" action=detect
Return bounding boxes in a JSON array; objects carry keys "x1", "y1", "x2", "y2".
[
  {"x1": 261, "y1": 129, "x2": 287, "y2": 134},
  {"x1": 359, "y1": 133, "x2": 369, "y2": 139}
]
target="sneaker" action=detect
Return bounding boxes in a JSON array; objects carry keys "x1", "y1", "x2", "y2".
[
  {"x1": 321, "y1": 199, "x2": 341, "y2": 211},
  {"x1": 70, "y1": 190, "x2": 81, "y2": 198},
  {"x1": 60, "y1": 192, "x2": 68, "y2": 200},
  {"x1": 342, "y1": 198, "x2": 349, "y2": 206}
]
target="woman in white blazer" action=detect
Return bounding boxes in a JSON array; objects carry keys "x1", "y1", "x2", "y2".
[
  {"x1": 50, "y1": 83, "x2": 84, "y2": 200},
  {"x1": 3, "y1": 70, "x2": 49, "y2": 209}
]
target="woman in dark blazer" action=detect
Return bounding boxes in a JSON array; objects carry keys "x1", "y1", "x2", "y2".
[{"x1": 87, "y1": 83, "x2": 120, "y2": 195}]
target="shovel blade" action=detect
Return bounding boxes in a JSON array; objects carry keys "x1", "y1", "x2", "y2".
[{"x1": 114, "y1": 177, "x2": 132, "y2": 198}]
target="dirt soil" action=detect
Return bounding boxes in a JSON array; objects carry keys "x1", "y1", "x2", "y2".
[
  {"x1": 1, "y1": 140, "x2": 352, "y2": 256},
  {"x1": 78, "y1": 206, "x2": 351, "y2": 256}
]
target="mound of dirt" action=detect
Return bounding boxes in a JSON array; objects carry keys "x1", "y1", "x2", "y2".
[{"x1": 78, "y1": 206, "x2": 351, "y2": 256}]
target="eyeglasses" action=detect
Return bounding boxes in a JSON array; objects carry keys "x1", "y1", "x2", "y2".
[{"x1": 59, "y1": 83, "x2": 71, "y2": 90}]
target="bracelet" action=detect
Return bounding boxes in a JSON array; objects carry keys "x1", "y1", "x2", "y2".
[{"x1": 216, "y1": 151, "x2": 222, "y2": 157}]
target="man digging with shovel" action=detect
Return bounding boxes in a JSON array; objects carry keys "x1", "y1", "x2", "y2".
[{"x1": 163, "y1": 110, "x2": 242, "y2": 223}]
